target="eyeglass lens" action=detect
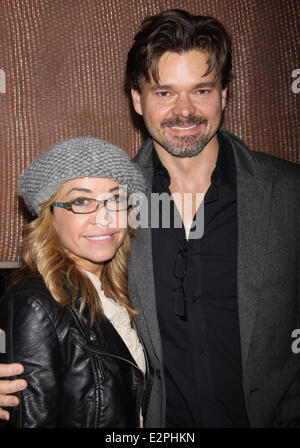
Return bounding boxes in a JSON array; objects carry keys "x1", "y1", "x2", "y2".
[{"x1": 71, "y1": 197, "x2": 127, "y2": 213}]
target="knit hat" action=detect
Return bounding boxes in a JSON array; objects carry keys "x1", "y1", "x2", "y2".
[{"x1": 19, "y1": 137, "x2": 146, "y2": 216}]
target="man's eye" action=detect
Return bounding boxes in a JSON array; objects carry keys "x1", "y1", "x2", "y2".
[
  {"x1": 197, "y1": 89, "x2": 210, "y2": 95},
  {"x1": 157, "y1": 91, "x2": 170, "y2": 97}
]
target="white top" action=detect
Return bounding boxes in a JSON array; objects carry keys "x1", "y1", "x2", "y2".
[
  {"x1": 83, "y1": 270, "x2": 146, "y2": 375},
  {"x1": 83, "y1": 270, "x2": 146, "y2": 426}
]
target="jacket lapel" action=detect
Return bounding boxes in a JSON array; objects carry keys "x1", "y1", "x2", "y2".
[
  {"x1": 70, "y1": 295, "x2": 139, "y2": 366},
  {"x1": 224, "y1": 131, "x2": 273, "y2": 373},
  {"x1": 129, "y1": 139, "x2": 164, "y2": 365}
]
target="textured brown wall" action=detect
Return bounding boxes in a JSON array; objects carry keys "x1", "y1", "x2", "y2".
[{"x1": 0, "y1": 0, "x2": 299, "y2": 262}]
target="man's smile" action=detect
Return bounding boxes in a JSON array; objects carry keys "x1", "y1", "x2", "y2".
[{"x1": 168, "y1": 123, "x2": 205, "y2": 136}]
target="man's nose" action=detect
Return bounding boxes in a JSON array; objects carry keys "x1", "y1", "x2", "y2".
[{"x1": 172, "y1": 94, "x2": 196, "y2": 117}]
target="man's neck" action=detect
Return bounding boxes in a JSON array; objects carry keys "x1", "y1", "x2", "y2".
[{"x1": 153, "y1": 134, "x2": 219, "y2": 194}]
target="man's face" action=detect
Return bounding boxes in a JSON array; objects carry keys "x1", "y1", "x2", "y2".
[{"x1": 131, "y1": 50, "x2": 227, "y2": 157}]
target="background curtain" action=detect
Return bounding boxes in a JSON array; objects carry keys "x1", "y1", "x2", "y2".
[{"x1": 0, "y1": 0, "x2": 299, "y2": 264}]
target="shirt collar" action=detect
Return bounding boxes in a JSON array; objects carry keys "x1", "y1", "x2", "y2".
[
  {"x1": 152, "y1": 131, "x2": 236, "y2": 191},
  {"x1": 212, "y1": 131, "x2": 236, "y2": 190},
  {"x1": 152, "y1": 145, "x2": 170, "y2": 179}
]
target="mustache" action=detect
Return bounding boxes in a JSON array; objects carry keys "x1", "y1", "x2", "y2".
[{"x1": 161, "y1": 116, "x2": 208, "y2": 128}]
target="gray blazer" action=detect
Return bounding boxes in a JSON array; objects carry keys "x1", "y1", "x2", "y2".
[{"x1": 129, "y1": 129, "x2": 300, "y2": 427}]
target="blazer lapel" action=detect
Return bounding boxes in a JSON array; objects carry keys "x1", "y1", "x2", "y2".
[
  {"x1": 236, "y1": 173, "x2": 272, "y2": 369},
  {"x1": 227, "y1": 132, "x2": 273, "y2": 373},
  {"x1": 130, "y1": 139, "x2": 164, "y2": 364}
]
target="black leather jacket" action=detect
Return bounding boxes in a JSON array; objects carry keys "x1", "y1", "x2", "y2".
[{"x1": 0, "y1": 276, "x2": 152, "y2": 428}]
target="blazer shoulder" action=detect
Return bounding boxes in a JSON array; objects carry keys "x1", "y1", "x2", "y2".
[
  {"x1": 252, "y1": 150, "x2": 300, "y2": 175},
  {"x1": 221, "y1": 129, "x2": 300, "y2": 187},
  {"x1": 252, "y1": 152, "x2": 300, "y2": 198}
]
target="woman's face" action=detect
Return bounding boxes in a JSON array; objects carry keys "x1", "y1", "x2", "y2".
[{"x1": 52, "y1": 177, "x2": 128, "y2": 276}]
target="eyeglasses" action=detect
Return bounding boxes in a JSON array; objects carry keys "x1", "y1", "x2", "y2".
[
  {"x1": 172, "y1": 248, "x2": 188, "y2": 321},
  {"x1": 51, "y1": 195, "x2": 128, "y2": 214}
]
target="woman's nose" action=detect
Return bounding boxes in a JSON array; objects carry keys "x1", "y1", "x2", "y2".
[{"x1": 92, "y1": 204, "x2": 111, "y2": 227}]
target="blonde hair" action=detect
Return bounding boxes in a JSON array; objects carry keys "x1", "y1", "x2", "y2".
[{"x1": 15, "y1": 193, "x2": 138, "y2": 324}]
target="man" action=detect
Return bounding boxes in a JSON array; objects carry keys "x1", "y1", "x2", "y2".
[
  {"x1": 126, "y1": 9, "x2": 300, "y2": 428},
  {"x1": 1, "y1": 9, "x2": 300, "y2": 427}
]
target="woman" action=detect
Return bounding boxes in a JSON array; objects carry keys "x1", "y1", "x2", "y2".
[{"x1": 0, "y1": 137, "x2": 151, "y2": 427}]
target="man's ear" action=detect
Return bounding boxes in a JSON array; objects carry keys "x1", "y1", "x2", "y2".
[
  {"x1": 131, "y1": 88, "x2": 143, "y2": 116},
  {"x1": 221, "y1": 87, "x2": 228, "y2": 111}
]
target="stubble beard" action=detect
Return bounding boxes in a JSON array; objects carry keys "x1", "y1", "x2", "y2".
[
  {"x1": 157, "y1": 116, "x2": 210, "y2": 158},
  {"x1": 161, "y1": 134, "x2": 209, "y2": 157}
]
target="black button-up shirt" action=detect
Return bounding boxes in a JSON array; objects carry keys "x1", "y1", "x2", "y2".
[{"x1": 151, "y1": 132, "x2": 249, "y2": 427}]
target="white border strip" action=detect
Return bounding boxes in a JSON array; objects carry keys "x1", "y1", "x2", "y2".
[{"x1": 0, "y1": 261, "x2": 22, "y2": 269}]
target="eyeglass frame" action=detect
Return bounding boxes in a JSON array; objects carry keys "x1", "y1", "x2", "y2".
[{"x1": 50, "y1": 196, "x2": 129, "y2": 214}]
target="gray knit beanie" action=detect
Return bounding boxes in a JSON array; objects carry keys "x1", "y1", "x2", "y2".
[{"x1": 19, "y1": 137, "x2": 146, "y2": 216}]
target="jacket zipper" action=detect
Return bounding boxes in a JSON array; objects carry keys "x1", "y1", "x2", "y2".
[{"x1": 72, "y1": 332, "x2": 146, "y2": 427}]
